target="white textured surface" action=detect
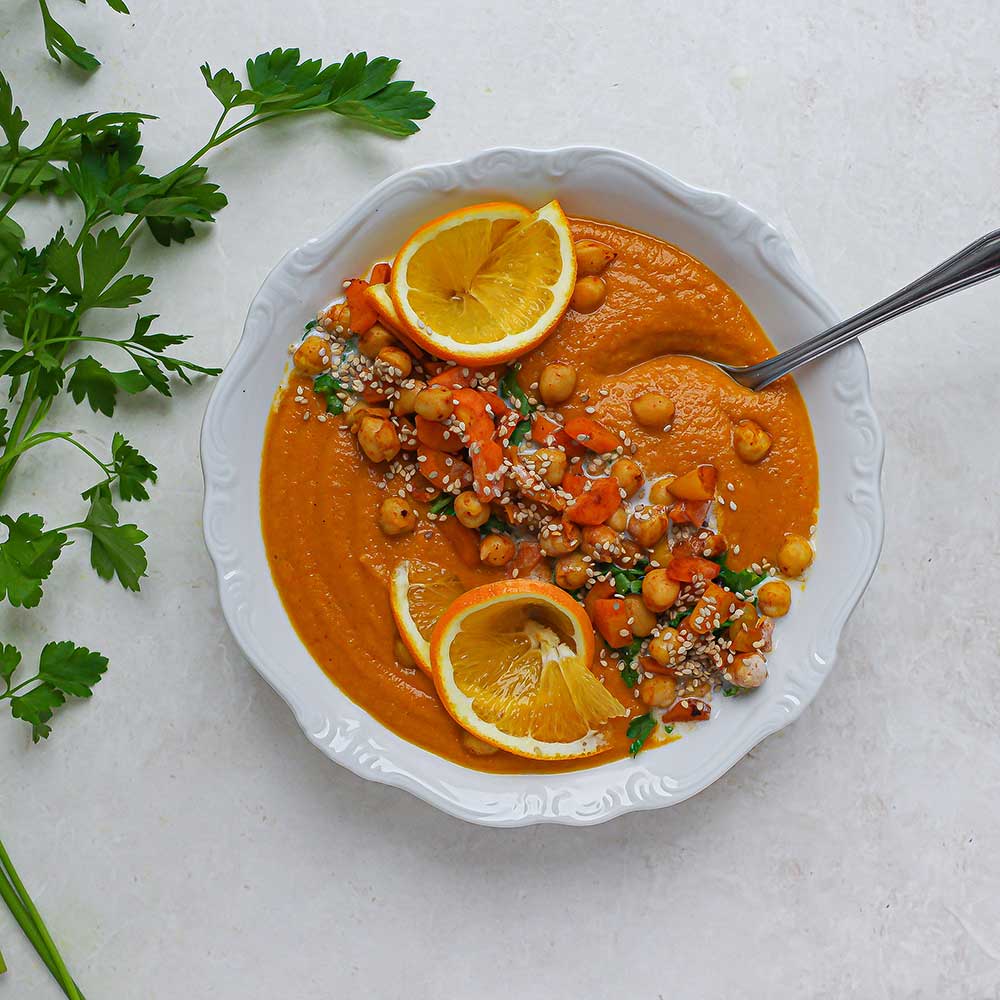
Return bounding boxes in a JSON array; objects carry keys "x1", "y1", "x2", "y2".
[{"x1": 2, "y1": 1, "x2": 999, "y2": 997}]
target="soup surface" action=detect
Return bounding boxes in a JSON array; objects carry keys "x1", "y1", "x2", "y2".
[{"x1": 260, "y1": 218, "x2": 818, "y2": 773}]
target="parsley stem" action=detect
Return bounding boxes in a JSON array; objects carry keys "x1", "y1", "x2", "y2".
[
  {"x1": 0, "y1": 123, "x2": 68, "y2": 226},
  {"x1": 0, "y1": 837, "x2": 84, "y2": 999}
]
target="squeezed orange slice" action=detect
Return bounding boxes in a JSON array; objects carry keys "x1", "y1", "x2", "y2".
[{"x1": 389, "y1": 560, "x2": 464, "y2": 674}]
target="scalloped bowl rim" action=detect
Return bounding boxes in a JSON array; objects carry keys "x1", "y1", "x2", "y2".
[{"x1": 200, "y1": 146, "x2": 885, "y2": 827}]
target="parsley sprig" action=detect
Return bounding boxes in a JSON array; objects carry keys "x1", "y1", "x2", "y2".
[
  {"x1": 35, "y1": 0, "x2": 130, "y2": 73},
  {"x1": 499, "y1": 362, "x2": 535, "y2": 444}
]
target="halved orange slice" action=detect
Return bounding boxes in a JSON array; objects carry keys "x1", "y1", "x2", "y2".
[
  {"x1": 389, "y1": 200, "x2": 576, "y2": 364},
  {"x1": 389, "y1": 560, "x2": 464, "y2": 674},
  {"x1": 430, "y1": 580, "x2": 625, "y2": 760}
]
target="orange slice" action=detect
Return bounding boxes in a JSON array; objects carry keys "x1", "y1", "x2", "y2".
[
  {"x1": 430, "y1": 580, "x2": 625, "y2": 760},
  {"x1": 389, "y1": 200, "x2": 576, "y2": 364},
  {"x1": 389, "y1": 560, "x2": 464, "y2": 674}
]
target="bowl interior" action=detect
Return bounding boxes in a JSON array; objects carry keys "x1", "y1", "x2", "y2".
[{"x1": 202, "y1": 147, "x2": 883, "y2": 825}]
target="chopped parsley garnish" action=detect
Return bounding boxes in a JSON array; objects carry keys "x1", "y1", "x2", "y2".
[
  {"x1": 664, "y1": 723, "x2": 675, "y2": 735},
  {"x1": 618, "y1": 637, "x2": 644, "y2": 688},
  {"x1": 479, "y1": 513, "x2": 509, "y2": 535},
  {"x1": 713, "y1": 552, "x2": 768, "y2": 597},
  {"x1": 722, "y1": 685, "x2": 744, "y2": 697},
  {"x1": 596, "y1": 561, "x2": 647, "y2": 596},
  {"x1": 312, "y1": 373, "x2": 345, "y2": 414},
  {"x1": 429, "y1": 493, "x2": 455, "y2": 516},
  {"x1": 666, "y1": 610, "x2": 687, "y2": 628},
  {"x1": 509, "y1": 419, "x2": 532, "y2": 445},
  {"x1": 627, "y1": 713, "x2": 657, "y2": 757},
  {"x1": 499, "y1": 363, "x2": 535, "y2": 418},
  {"x1": 303, "y1": 318, "x2": 319, "y2": 332}
]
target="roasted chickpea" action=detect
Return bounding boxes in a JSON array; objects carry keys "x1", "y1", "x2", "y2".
[
  {"x1": 554, "y1": 553, "x2": 589, "y2": 590},
  {"x1": 357, "y1": 323, "x2": 397, "y2": 358},
  {"x1": 777, "y1": 534, "x2": 814, "y2": 577},
  {"x1": 630, "y1": 392, "x2": 675, "y2": 429},
  {"x1": 605, "y1": 506, "x2": 628, "y2": 532},
  {"x1": 619, "y1": 537, "x2": 647, "y2": 567},
  {"x1": 648, "y1": 626, "x2": 685, "y2": 667},
  {"x1": 727, "y1": 652, "x2": 768, "y2": 688},
  {"x1": 358, "y1": 415, "x2": 401, "y2": 463},
  {"x1": 757, "y1": 580, "x2": 792, "y2": 618},
  {"x1": 610, "y1": 457, "x2": 644, "y2": 497},
  {"x1": 480, "y1": 533, "x2": 516, "y2": 567},
  {"x1": 454, "y1": 490, "x2": 491, "y2": 529},
  {"x1": 639, "y1": 673, "x2": 677, "y2": 707},
  {"x1": 413, "y1": 385, "x2": 455, "y2": 422},
  {"x1": 648, "y1": 476, "x2": 676, "y2": 505},
  {"x1": 460, "y1": 730, "x2": 500, "y2": 756},
  {"x1": 394, "y1": 635, "x2": 416, "y2": 668},
  {"x1": 538, "y1": 362, "x2": 578, "y2": 406},
  {"x1": 525, "y1": 447, "x2": 567, "y2": 486},
  {"x1": 574, "y1": 239, "x2": 616, "y2": 277},
  {"x1": 570, "y1": 275, "x2": 607, "y2": 313},
  {"x1": 642, "y1": 568, "x2": 681, "y2": 613},
  {"x1": 322, "y1": 301, "x2": 352, "y2": 335},
  {"x1": 624, "y1": 595, "x2": 657, "y2": 637},
  {"x1": 394, "y1": 380, "x2": 425, "y2": 416},
  {"x1": 627, "y1": 506, "x2": 670, "y2": 548},
  {"x1": 539, "y1": 520, "x2": 582, "y2": 557},
  {"x1": 379, "y1": 496, "x2": 415, "y2": 535},
  {"x1": 377, "y1": 345, "x2": 413, "y2": 379},
  {"x1": 733, "y1": 418, "x2": 772, "y2": 463},
  {"x1": 292, "y1": 335, "x2": 329, "y2": 376},
  {"x1": 580, "y1": 525, "x2": 621, "y2": 561}
]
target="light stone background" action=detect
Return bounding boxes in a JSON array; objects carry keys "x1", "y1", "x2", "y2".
[{"x1": 3, "y1": 1, "x2": 1000, "y2": 997}]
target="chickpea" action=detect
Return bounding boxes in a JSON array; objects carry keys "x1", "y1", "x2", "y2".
[
  {"x1": 539, "y1": 520, "x2": 582, "y2": 557},
  {"x1": 525, "y1": 447, "x2": 567, "y2": 486},
  {"x1": 570, "y1": 275, "x2": 607, "y2": 313},
  {"x1": 345, "y1": 402, "x2": 388, "y2": 433},
  {"x1": 394, "y1": 635, "x2": 416, "y2": 669},
  {"x1": 642, "y1": 568, "x2": 681, "y2": 613},
  {"x1": 538, "y1": 362, "x2": 578, "y2": 406},
  {"x1": 733, "y1": 418, "x2": 772, "y2": 463},
  {"x1": 454, "y1": 490, "x2": 491, "y2": 529},
  {"x1": 619, "y1": 537, "x2": 647, "y2": 567},
  {"x1": 777, "y1": 534, "x2": 814, "y2": 577},
  {"x1": 648, "y1": 626, "x2": 685, "y2": 667},
  {"x1": 480, "y1": 533, "x2": 516, "y2": 567},
  {"x1": 394, "y1": 380, "x2": 426, "y2": 416},
  {"x1": 574, "y1": 238, "x2": 616, "y2": 277},
  {"x1": 649, "y1": 476, "x2": 676, "y2": 505},
  {"x1": 727, "y1": 652, "x2": 768, "y2": 688},
  {"x1": 624, "y1": 595, "x2": 657, "y2": 637},
  {"x1": 630, "y1": 392, "x2": 675, "y2": 429},
  {"x1": 413, "y1": 385, "x2": 455, "y2": 422},
  {"x1": 609, "y1": 456, "x2": 644, "y2": 498},
  {"x1": 627, "y1": 506, "x2": 670, "y2": 548},
  {"x1": 358, "y1": 415, "x2": 401, "y2": 463},
  {"x1": 639, "y1": 673, "x2": 677, "y2": 707},
  {"x1": 460, "y1": 730, "x2": 500, "y2": 756},
  {"x1": 377, "y1": 345, "x2": 413, "y2": 379},
  {"x1": 292, "y1": 335, "x2": 329, "y2": 376},
  {"x1": 554, "y1": 553, "x2": 589, "y2": 590},
  {"x1": 605, "y1": 506, "x2": 628, "y2": 532},
  {"x1": 580, "y1": 525, "x2": 621, "y2": 561},
  {"x1": 757, "y1": 580, "x2": 792, "y2": 618},
  {"x1": 358, "y1": 323, "x2": 397, "y2": 358},
  {"x1": 379, "y1": 496, "x2": 415, "y2": 536},
  {"x1": 322, "y1": 301, "x2": 352, "y2": 335}
]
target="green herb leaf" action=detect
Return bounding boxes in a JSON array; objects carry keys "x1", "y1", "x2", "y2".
[
  {"x1": 36, "y1": 0, "x2": 101, "y2": 71},
  {"x1": 713, "y1": 552, "x2": 768, "y2": 597},
  {"x1": 498, "y1": 363, "x2": 535, "y2": 418},
  {"x1": 429, "y1": 493, "x2": 455, "y2": 516},
  {"x1": 664, "y1": 723, "x2": 675, "y2": 734},
  {"x1": 37, "y1": 639, "x2": 108, "y2": 697},
  {"x1": 0, "y1": 643, "x2": 21, "y2": 689},
  {"x1": 627, "y1": 713, "x2": 656, "y2": 756},
  {"x1": 0, "y1": 513, "x2": 69, "y2": 608},
  {"x1": 722, "y1": 685, "x2": 744, "y2": 698},
  {"x1": 509, "y1": 419, "x2": 531, "y2": 445},
  {"x1": 82, "y1": 497, "x2": 148, "y2": 590},
  {"x1": 9, "y1": 682, "x2": 65, "y2": 741},
  {"x1": 479, "y1": 513, "x2": 508, "y2": 536},
  {"x1": 0, "y1": 73, "x2": 28, "y2": 152},
  {"x1": 200, "y1": 65, "x2": 244, "y2": 108},
  {"x1": 618, "y1": 637, "x2": 644, "y2": 688},
  {"x1": 109, "y1": 432, "x2": 157, "y2": 501},
  {"x1": 312, "y1": 373, "x2": 345, "y2": 414}
]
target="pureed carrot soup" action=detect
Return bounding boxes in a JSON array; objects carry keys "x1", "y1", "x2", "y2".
[{"x1": 260, "y1": 207, "x2": 818, "y2": 774}]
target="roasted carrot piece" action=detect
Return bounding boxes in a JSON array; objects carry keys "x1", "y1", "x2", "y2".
[
  {"x1": 565, "y1": 477, "x2": 621, "y2": 525},
  {"x1": 428, "y1": 366, "x2": 476, "y2": 389},
  {"x1": 667, "y1": 464, "x2": 717, "y2": 502},
  {"x1": 415, "y1": 416, "x2": 464, "y2": 453},
  {"x1": 729, "y1": 614, "x2": 774, "y2": 653},
  {"x1": 584, "y1": 579, "x2": 616, "y2": 623},
  {"x1": 369, "y1": 262, "x2": 392, "y2": 285},
  {"x1": 593, "y1": 597, "x2": 632, "y2": 648},
  {"x1": 437, "y1": 516, "x2": 480, "y2": 568},
  {"x1": 470, "y1": 439, "x2": 505, "y2": 501},
  {"x1": 662, "y1": 698, "x2": 712, "y2": 722},
  {"x1": 686, "y1": 583, "x2": 745, "y2": 635},
  {"x1": 361, "y1": 386, "x2": 388, "y2": 403},
  {"x1": 480, "y1": 390, "x2": 512, "y2": 420},
  {"x1": 507, "y1": 540, "x2": 543, "y2": 579},
  {"x1": 344, "y1": 279, "x2": 378, "y2": 333},
  {"x1": 563, "y1": 416, "x2": 621, "y2": 454},
  {"x1": 665, "y1": 554, "x2": 721, "y2": 583},
  {"x1": 417, "y1": 445, "x2": 473, "y2": 491},
  {"x1": 639, "y1": 656, "x2": 676, "y2": 677},
  {"x1": 561, "y1": 470, "x2": 588, "y2": 497},
  {"x1": 668, "y1": 499, "x2": 711, "y2": 526},
  {"x1": 531, "y1": 413, "x2": 561, "y2": 445}
]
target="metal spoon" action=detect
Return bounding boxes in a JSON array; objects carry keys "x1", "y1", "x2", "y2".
[{"x1": 692, "y1": 230, "x2": 1000, "y2": 390}]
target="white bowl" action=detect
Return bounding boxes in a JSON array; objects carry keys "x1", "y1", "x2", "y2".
[{"x1": 201, "y1": 147, "x2": 884, "y2": 827}]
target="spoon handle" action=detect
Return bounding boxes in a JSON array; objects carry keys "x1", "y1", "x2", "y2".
[{"x1": 740, "y1": 229, "x2": 1000, "y2": 390}]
